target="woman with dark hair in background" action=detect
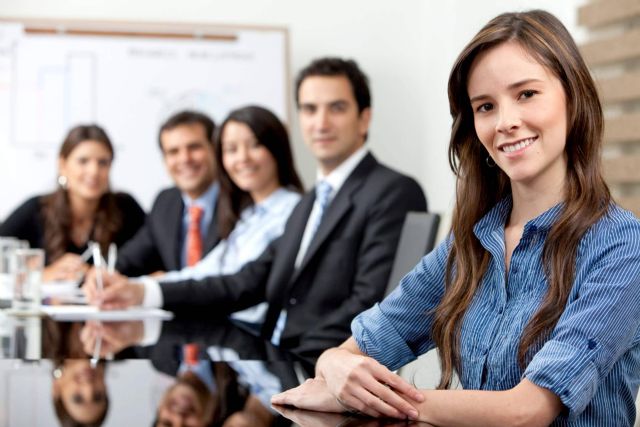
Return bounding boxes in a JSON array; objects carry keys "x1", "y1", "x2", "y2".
[
  {"x1": 0, "y1": 124, "x2": 145, "y2": 282},
  {"x1": 273, "y1": 10, "x2": 640, "y2": 426},
  {"x1": 134, "y1": 105, "x2": 303, "y2": 327}
]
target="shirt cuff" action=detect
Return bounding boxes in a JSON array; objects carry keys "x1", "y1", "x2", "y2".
[
  {"x1": 524, "y1": 339, "x2": 600, "y2": 420},
  {"x1": 136, "y1": 276, "x2": 163, "y2": 308},
  {"x1": 352, "y1": 304, "x2": 417, "y2": 371},
  {"x1": 140, "y1": 318, "x2": 162, "y2": 346}
]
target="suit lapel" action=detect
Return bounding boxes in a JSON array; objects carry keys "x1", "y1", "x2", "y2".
[
  {"x1": 167, "y1": 194, "x2": 185, "y2": 269},
  {"x1": 261, "y1": 193, "x2": 314, "y2": 338},
  {"x1": 291, "y1": 153, "x2": 377, "y2": 281},
  {"x1": 285, "y1": 192, "x2": 316, "y2": 253}
]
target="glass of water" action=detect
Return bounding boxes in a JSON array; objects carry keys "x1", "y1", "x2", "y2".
[
  {"x1": 11, "y1": 248, "x2": 44, "y2": 314},
  {"x1": 0, "y1": 238, "x2": 28, "y2": 301}
]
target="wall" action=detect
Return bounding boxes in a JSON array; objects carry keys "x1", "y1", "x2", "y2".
[{"x1": 0, "y1": 0, "x2": 583, "y2": 217}]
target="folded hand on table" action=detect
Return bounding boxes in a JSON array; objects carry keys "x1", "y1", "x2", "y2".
[
  {"x1": 313, "y1": 346, "x2": 423, "y2": 420},
  {"x1": 271, "y1": 377, "x2": 343, "y2": 413},
  {"x1": 43, "y1": 253, "x2": 89, "y2": 282}
]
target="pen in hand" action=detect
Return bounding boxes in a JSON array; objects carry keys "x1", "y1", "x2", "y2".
[
  {"x1": 92, "y1": 242, "x2": 104, "y2": 303},
  {"x1": 107, "y1": 243, "x2": 117, "y2": 275},
  {"x1": 80, "y1": 243, "x2": 94, "y2": 263}
]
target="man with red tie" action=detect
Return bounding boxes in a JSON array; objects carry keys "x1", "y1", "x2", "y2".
[{"x1": 116, "y1": 111, "x2": 219, "y2": 275}]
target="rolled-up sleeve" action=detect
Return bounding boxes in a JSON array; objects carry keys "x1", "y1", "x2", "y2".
[
  {"x1": 525, "y1": 217, "x2": 640, "y2": 419},
  {"x1": 352, "y1": 237, "x2": 452, "y2": 371}
]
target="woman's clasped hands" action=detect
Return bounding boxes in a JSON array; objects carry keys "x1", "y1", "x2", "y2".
[{"x1": 272, "y1": 344, "x2": 424, "y2": 420}]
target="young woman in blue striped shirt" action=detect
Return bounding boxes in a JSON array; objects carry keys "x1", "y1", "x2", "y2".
[{"x1": 273, "y1": 10, "x2": 640, "y2": 426}]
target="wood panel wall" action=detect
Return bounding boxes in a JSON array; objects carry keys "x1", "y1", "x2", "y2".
[{"x1": 579, "y1": 0, "x2": 640, "y2": 217}]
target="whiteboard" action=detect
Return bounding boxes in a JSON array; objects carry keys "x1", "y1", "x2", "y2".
[{"x1": 0, "y1": 20, "x2": 289, "y2": 219}]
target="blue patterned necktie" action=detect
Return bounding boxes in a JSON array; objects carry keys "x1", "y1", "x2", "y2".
[{"x1": 311, "y1": 180, "x2": 333, "y2": 237}]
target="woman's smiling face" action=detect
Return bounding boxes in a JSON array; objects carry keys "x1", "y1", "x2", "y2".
[{"x1": 467, "y1": 41, "x2": 568, "y2": 189}]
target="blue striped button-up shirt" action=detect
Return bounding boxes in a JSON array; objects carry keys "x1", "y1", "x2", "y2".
[{"x1": 352, "y1": 198, "x2": 640, "y2": 426}]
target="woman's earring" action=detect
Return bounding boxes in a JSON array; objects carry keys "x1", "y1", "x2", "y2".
[
  {"x1": 57, "y1": 175, "x2": 68, "y2": 189},
  {"x1": 486, "y1": 156, "x2": 496, "y2": 168},
  {"x1": 53, "y1": 367, "x2": 63, "y2": 379}
]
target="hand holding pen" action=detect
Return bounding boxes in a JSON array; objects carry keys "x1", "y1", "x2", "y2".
[{"x1": 82, "y1": 243, "x2": 145, "y2": 309}]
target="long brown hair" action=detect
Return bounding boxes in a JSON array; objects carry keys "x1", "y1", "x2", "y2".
[
  {"x1": 432, "y1": 10, "x2": 611, "y2": 389},
  {"x1": 42, "y1": 125, "x2": 122, "y2": 262},
  {"x1": 214, "y1": 106, "x2": 303, "y2": 239}
]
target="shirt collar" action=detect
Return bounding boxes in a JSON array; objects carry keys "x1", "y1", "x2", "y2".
[
  {"x1": 250, "y1": 187, "x2": 290, "y2": 217},
  {"x1": 474, "y1": 196, "x2": 564, "y2": 238},
  {"x1": 181, "y1": 182, "x2": 219, "y2": 209},
  {"x1": 316, "y1": 146, "x2": 368, "y2": 194}
]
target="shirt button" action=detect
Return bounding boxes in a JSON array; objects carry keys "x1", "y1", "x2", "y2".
[{"x1": 289, "y1": 297, "x2": 297, "y2": 305}]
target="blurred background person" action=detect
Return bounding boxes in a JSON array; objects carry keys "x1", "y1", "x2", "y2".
[
  {"x1": 154, "y1": 365, "x2": 249, "y2": 427},
  {"x1": 95, "y1": 106, "x2": 303, "y2": 330},
  {"x1": 0, "y1": 124, "x2": 145, "y2": 282},
  {"x1": 52, "y1": 359, "x2": 109, "y2": 427}
]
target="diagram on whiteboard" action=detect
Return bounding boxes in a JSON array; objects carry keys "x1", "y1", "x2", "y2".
[
  {"x1": 0, "y1": 22, "x2": 288, "y2": 219},
  {"x1": 13, "y1": 51, "x2": 97, "y2": 149}
]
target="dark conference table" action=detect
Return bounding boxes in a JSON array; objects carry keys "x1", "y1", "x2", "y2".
[{"x1": 0, "y1": 310, "x2": 433, "y2": 427}]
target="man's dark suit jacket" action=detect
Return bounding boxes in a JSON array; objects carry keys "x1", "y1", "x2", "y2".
[
  {"x1": 116, "y1": 187, "x2": 219, "y2": 276},
  {"x1": 160, "y1": 154, "x2": 427, "y2": 357}
]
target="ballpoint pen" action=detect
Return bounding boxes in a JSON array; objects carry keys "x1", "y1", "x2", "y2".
[
  {"x1": 80, "y1": 243, "x2": 94, "y2": 263},
  {"x1": 90, "y1": 322, "x2": 102, "y2": 369},
  {"x1": 107, "y1": 243, "x2": 117, "y2": 275},
  {"x1": 91, "y1": 242, "x2": 103, "y2": 369},
  {"x1": 92, "y1": 242, "x2": 104, "y2": 297}
]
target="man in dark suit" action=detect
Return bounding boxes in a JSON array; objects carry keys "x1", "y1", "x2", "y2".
[
  {"x1": 116, "y1": 111, "x2": 219, "y2": 276},
  {"x1": 88, "y1": 58, "x2": 427, "y2": 357}
]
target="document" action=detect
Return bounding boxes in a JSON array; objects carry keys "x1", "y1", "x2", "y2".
[{"x1": 41, "y1": 305, "x2": 174, "y2": 321}]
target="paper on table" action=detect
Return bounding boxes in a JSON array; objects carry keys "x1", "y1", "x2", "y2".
[
  {"x1": 42, "y1": 281, "x2": 81, "y2": 297},
  {"x1": 41, "y1": 305, "x2": 174, "y2": 321}
]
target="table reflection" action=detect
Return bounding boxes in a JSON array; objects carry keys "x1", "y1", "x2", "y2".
[
  {"x1": 273, "y1": 406, "x2": 436, "y2": 427},
  {"x1": 0, "y1": 311, "x2": 313, "y2": 426},
  {"x1": 52, "y1": 359, "x2": 108, "y2": 426}
]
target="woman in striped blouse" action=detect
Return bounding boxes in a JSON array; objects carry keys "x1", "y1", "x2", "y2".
[{"x1": 272, "y1": 10, "x2": 640, "y2": 426}]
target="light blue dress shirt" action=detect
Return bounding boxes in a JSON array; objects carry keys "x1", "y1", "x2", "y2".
[
  {"x1": 162, "y1": 187, "x2": 301, "y2": 324},
  {"x1": 353, "y1": 198, "x2": 640, "y2": 426}
]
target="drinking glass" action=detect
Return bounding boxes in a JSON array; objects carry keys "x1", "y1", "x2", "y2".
[{"x1": 11, "y1": 248, "x2": 44, "y2": 313}]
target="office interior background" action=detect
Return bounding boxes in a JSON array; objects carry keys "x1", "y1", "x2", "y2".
[
  {"x1": 2, "y1": 0, "x2": 640, "y2": 425},
  {"x1": 0, "y1": 0, "x2": 591, "y2": 221}
]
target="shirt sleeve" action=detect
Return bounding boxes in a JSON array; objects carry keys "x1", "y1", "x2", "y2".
[
  {"x1": 159, "y1": 243, "x2": 224, "y2": 282},
  {"x1": 352, "y1": 236, "x2": 452, "y2": 371},
  {"x1": 138, "y1": 276, "x2": 164, "y2": 308},
  {"x1": 524, "y1": 216, "x2": 640, "y2": 419}
]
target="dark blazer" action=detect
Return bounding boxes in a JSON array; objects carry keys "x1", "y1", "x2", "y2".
[
  {"x1": 161, "y1": 154, "x2": 427, "y2": 357},
  {"x1": 116, "y1": 187, "x2": 219, "y2": 276}
]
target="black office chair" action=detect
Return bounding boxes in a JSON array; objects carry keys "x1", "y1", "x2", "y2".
[{"x1": 384, "y1": 212, "x2": 441, "y2": 297}]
